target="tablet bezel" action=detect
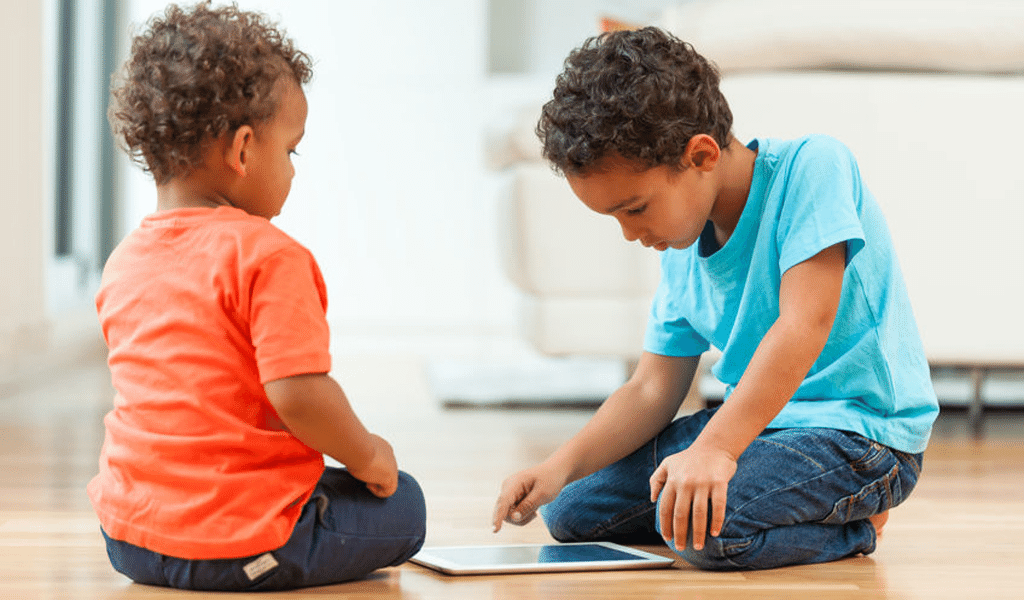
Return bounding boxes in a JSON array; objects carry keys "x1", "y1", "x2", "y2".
[{"x1": 409, "y1": 541, "x2": 675, "y2": 575}]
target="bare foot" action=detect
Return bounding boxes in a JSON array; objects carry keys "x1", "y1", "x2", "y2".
[{"x1": 869, "y1": 510, "x2": 890, "y2": 538}]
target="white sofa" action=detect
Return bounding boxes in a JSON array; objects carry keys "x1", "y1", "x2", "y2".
[{"x1": 491, "y1": 0, "x2": 1024, "y2": 423}]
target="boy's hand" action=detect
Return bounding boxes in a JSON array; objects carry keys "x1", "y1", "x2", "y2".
[
  {"x1": 347, "y1": 434, "x2": 399, "y2": 498},
  {"x1": 264, "y1": 373, "x2": 401, "y2": 498},
  {"x1": 649, "y1": 444, "x2": 737, "y2": 552},
  {"x1": 492, "y1": 463, "x2": 568, "y2": 532}
]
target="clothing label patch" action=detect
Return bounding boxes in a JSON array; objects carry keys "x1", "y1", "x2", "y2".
[{"x1": 243, "y1": 552, "x2": 279, "y2": 581}]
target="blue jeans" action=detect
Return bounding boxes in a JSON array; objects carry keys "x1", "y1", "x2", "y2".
[
  {"x1": 540, "y1": 408, "x2": 923, "y2": 570},
  {"x1": 101, "y1": 467, "x2": 426, "y2": 591}
]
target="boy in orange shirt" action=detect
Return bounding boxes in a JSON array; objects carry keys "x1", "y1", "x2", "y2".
[{"x1": 89, "y1": 3, "x2": 425, "y2": 591}]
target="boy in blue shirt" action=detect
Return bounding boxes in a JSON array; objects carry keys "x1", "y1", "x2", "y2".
[{"x1": 493, "y1": 27, "x2": 938, "y2": 570}]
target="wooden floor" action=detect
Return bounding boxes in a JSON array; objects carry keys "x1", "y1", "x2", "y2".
[{"x1": 2, "y1": 351, "x2": 1023, "y2": 599}]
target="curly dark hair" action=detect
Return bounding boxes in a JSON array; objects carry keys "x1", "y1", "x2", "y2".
[
  {"x1": 109, "y1": 1, "x2": 313, "y2": 184},
  {"x1": 537, "y1": 26, "x2": 733, "y2": 176}
]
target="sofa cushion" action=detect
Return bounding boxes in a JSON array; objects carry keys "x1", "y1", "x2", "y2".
[
  {"x1": 501, "y1": 163, "x2": 661, "y2": 297},
  {"x1": 660, "y1": 0, "x2": 1024, "y2": 74},
  {"x1": 723, "y1": 71, "x2": 1024, "y2": 364}
]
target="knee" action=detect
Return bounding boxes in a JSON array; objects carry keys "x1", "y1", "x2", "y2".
[
  {"x1": 394, "y1": 471, "x2": 427, "y2": 538},
  {"x1": 538, "y1": 496, "x2": 571, "y2": 541},
  {"x1": 652, "y1": 500, "x2": 743, "y2": 571},
  {"x1": 671, "y1": 542, "x2": 739, "y2": 571},
  {"x1": 539, "y1": 489, "x2": 592, "y2": 542},
  {"x1": 396, "y1": 471, "x2": 424, "y2": 503},
  {"x1": 371, "y1": 471, "x2": 426, "y2": 569}
]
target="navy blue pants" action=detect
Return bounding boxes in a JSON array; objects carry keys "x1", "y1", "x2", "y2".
[{"x1": 102, "y1": 467, "x2": 426, "y2": 591}]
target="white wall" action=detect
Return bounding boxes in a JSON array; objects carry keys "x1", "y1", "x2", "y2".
[
  {"x1": 122, "y1": 0, "x2": 509, "y2": 357},
  {"x1": 1, "y1": 1, "x2": 50, "y2": 378},
  {"x1": 117, "y1": 0, "x2": 686, "y2": 361}
]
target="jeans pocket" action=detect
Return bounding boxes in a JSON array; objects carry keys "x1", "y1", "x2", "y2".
[
  {"x1": 821, "y1": 458, "x2": 901, "y2": 525},
  {"x1": 848, "y1": 438, "x2": 890, "y2": 472}
]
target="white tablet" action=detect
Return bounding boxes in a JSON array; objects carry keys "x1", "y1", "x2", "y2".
[{"x1": 410, "y1": 541, "x2": 675, "y2": 575}]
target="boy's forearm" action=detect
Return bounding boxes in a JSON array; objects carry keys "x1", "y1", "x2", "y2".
[
  {"x1": 694, "y1": 317, "x2": 829, "y2": 459},
  {"x1": 264, "y1": 373, "x2": 378, "y2": 470},
  {"x1": 547, "y1": 353, "x2": 699, "y2": 484}
]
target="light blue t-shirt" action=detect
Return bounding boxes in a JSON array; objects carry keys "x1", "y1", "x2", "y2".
[{"x1": 643, "y1": 135, "x2": 938, "y2": 453}]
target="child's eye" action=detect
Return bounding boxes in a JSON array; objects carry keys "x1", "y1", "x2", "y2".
[
  {"x1": 625, "y1": 205, "x2": 647, "y2": 215},
  {"x1": 289, "y1": 149, "x2": 300, "y2": 157}
]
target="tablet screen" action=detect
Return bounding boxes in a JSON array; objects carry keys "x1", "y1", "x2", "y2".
[
  {"x1": 428, "y1": 543, "x2": 639, "y2": 565},
  {"x1": 411, "y1": 542, "x2": 674, "y2": 575}
]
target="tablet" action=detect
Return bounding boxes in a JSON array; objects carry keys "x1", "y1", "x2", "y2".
[{"x1": 410, "y1": 541, "x2": 675, "y2": 575}]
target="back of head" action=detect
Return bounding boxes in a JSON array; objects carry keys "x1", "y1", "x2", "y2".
[
  {"x1": 109, "y1": 1, "x2": 313, "y2": 184},
  {"x1": 538, "y1": 26, "x2": 732, "y2": 176}
]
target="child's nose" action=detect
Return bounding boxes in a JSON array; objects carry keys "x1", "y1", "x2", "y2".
[{"x1": 618, "y1": 219, "x2": 640, "y2": 242}]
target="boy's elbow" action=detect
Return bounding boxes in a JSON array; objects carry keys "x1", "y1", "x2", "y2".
[
  {"x1": 807, "y1": 305, "x2": 839, "y2": 340},
  {"x1": 777, "y1": 311, "x2": 836, "y2": 357}
]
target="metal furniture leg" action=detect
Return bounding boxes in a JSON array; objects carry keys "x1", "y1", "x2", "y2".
[{"x1": 968, "y1": 366, "x2": 986, "y2": 437}]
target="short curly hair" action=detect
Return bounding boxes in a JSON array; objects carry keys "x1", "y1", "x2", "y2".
[
  {"x1": 109, "y1": 1, "x2": 313, "y2": 184},
  {"x1": 537, "y1": 26, "x2": 732, "y2": 176}
]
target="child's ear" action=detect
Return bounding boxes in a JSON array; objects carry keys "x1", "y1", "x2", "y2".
[
  {"x1": 225, "y1": 125, "x2": 255, "y2": 177},
  {"x1": 684, "y1": 134, "x2": 721, "y2": 171}
]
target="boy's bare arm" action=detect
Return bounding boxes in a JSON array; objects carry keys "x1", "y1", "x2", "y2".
[
  {"x1": 493, "y1": 351, "x2": 699, "y2": 531},
  {"x1": 550, "y1": 352, "x2": 699, "y2": 482},
  {"x1": 697, "y1": 242, "x2": 847, "y2": 457},
  {"x1": 264, "y1": 373, "x2": 398, "y2": 497},
  {"x1": 651, "y1": 242, "x2": 847, "y2": 551}
]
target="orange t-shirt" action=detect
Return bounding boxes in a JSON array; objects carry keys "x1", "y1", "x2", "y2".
[{"x1": 88, "y1": 206, "x2": 331, "y2": 560}]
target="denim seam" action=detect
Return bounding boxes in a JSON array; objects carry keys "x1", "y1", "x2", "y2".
[
  {"x1": 724, "y1": 475, "x2": 823, "y2": 534},
  {"x1": 864, "y1": 522, "x2": 878, "y2": 555},
  {"x1": 588, "y1": 502, "x2": 657, "y2": 539},
  {"x1": 719, "y1": 538, "x2": 753, "y2": 554},
  {"x1": 693, "y1": 535, "x2": 751, "y2": 570},
  {"x1": 318, "y1": 529, "x2": 423, "y2": 542},
  {"x1": 849, "y1": 440, "x2": 888, "y2": 472},
  {"x1": 895, "y1": 450, "x2": 923, "y2": 477},
  {"x1": 750, "y1": 437, "x2": 826, "y2": 471},
  {"x1": 156, "y1": 553, "x2": 170, "y2": 588},
  {"x1": 821, "y1": 461, "x2": 900, "y2": 525}
]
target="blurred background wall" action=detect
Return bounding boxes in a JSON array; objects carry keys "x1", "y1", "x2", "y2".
[
  {"x1": 1, "y1": 1, "x2": 49, "y2": 383},
  {"x1": 3, "y1": 0, "x2": 685, "y2": 378}
]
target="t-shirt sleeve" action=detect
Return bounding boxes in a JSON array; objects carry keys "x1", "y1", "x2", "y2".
[
  {"x1": 642, "y1": 252, "x2": 710, "y2": 357},
  {"x1": 776, "y1": 136, "x2": 866, "y2": 274},
  {"x1": 248, "y1": 244, "x2": 332, "y2": 383}
]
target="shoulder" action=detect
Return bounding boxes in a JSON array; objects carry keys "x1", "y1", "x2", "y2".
[
  {"x1": 212, "y1": 208, "x2": 315, "y2": 263},
  {"x1": 209, "y1": 211, "x2": 327, "y2": 308},
  {"x1": 762, "y1": 134, "x2": 862, "y2": 197},
  {"x1": 786, "y1": 134, "x2": 858, "y2": 169},
  {"x1": 100, "y1": 230, "x2": 145, "y2": 287}
]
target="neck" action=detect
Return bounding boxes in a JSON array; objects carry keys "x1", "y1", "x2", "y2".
[
  {"x1": 708, "y1": 136, "x2": 757, "y2": 246},
  {"x1": 156, "y1": 172, "x2": 233, "y2": 212}
]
